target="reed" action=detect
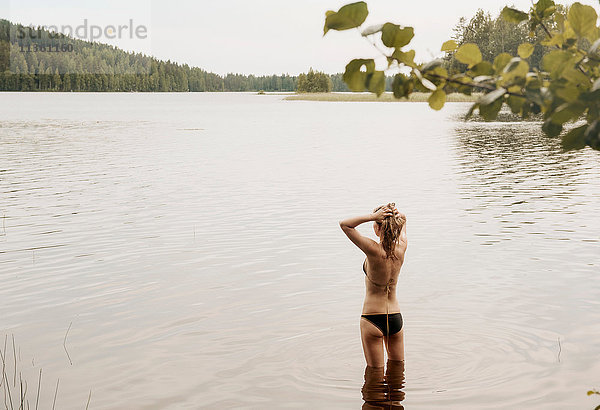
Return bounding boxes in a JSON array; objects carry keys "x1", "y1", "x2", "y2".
[{"x1": 0, "y1": 333, "x2": 91, "y2": 410}]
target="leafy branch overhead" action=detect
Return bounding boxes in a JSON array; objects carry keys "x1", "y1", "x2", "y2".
[{"x1": 323, "y1": 0, "x2": 600, "y2": 151}]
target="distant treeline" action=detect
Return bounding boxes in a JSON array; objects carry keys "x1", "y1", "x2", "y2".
[
  {"x1": 0, "y1": 7, "x2": 561, "y2": 94},
  {"x1": 0, "y1": 19, "x2": 356, "y2": 92}
]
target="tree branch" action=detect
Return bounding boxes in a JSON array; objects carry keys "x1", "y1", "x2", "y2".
[{"x1": 425, "y1": 72, "x2": 527, "y2": 98}]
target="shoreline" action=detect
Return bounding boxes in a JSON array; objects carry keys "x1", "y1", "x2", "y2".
[{"x1": 284, "y1": 92, "x2": 480, "y2": 102}]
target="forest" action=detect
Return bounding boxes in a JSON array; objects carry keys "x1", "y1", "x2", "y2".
[
  {"x1": 0, "y1": 19, "x2": 355, "y2": 92},
  {"x1": 1, "y1": 9, "x2": 548, "y2": 93}
]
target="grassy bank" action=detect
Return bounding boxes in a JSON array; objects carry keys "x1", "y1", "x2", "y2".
[{"x1": 284, "y1": 92, "x2": 480, "y2": 102}]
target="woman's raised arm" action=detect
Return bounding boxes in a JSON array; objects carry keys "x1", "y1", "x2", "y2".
[
  {"x1": 399, "y1": 212, "x2": 407, "y2": 245},
  {"x1": 339, "y1": 207, "x2": 394, "y2": 255}
]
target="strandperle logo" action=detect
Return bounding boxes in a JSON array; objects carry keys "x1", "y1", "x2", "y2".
[{"x1": 16, "y1": 19, "x2": 149, "y2": 42}]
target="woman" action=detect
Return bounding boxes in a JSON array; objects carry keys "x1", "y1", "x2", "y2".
[{"x1": 339, "y1": 203, "x2": 407, "y2": 368}]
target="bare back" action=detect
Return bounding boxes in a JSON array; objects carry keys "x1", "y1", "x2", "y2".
[{"x1": 362, "y1": 245, "x2": 406, "y2": 314}]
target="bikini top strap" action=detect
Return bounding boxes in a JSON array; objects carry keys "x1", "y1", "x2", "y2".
[{"x1": 363, "y1": 258, "x2": 393, "y2": 290}]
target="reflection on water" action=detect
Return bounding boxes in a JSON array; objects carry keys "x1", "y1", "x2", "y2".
[
  {"x1": 451, "y1": 120, "x2": 599, "y2": 250},
  {"x1": 362, "y1": 360, "x2": 406, "y2": 409},
  {"x1": 454, "y1": 122, "x2": 591, "y2": 198}
]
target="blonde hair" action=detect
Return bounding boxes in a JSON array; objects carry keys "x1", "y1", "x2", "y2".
[{"x1": 373, "y1": 202, "x2": 406, "y2": 259}]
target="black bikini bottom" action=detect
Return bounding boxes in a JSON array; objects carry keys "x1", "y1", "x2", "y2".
[{"x1": 361, "y1": 312, "x2": 403, "y2": 336}]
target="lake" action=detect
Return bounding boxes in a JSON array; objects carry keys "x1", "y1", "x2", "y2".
[{"x1": 1, "y1": 92, "x2": 599, "y2": 409}]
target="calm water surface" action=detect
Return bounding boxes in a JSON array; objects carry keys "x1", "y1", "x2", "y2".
[{"x1": 0, "y1": 93, "x2": 599, "y2": 409}]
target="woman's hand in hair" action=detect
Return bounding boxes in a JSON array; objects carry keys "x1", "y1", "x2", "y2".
[
  {"x1": 388, "y1": 205, "x2": 404, "y2": 219},
  {"x1": 372, "y1": 206, "x2": 394, "y2": 222}
]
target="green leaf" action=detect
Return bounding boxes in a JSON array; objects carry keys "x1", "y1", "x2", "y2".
[
  {"x1": 428, "y1": 89, "x2": 446, "y2": 110},
  {"x1": 535, "y1": 0, "x2": 556, "y2": 18},
  {"x1": 450, "y1": 73, "x2": 474, "y2": 95},
  {"x1": 504, "y1": 58, "x2": 520, "y2": 72},
  {"x1": 392, "y1": 73, "x2": 414, "y2": 99},
  {"x1": 518, "y1": 43, "x2": 535, "y2": 58},
  {"x1": 501, "y1": 7, "x2": 529, "y2": 23},
  {"x1": 361, "y1": 24, "x2": 384, "y2": 36},
  {"x1": 342, "y1": 59, "x2": 375, "y2": 91},
  {"x1": 562, "y1": 68, "x2": 590, "y2": 88},
  {"x1": 441, "y1": 40, "x2": 458, "y2": 52},
  {"x1": 525, "y1": 75, "x2": 542, "y2": 90},
  {"x1": 368, "y1": 70, "x2": 386, "y2": 96},
  {"x1": 507, "y1": 95, "x2": 526, "y2": 113},
  {"x1": 465, "y1": 103, "x2": 479, "y2": 119},
  {"x1": 562, "y1": 124, "x2": 588, "y2": 150},
  {"x1": 493, "y1": 53, "x2": 513, "y2": 73},
  {"x1": 502, "y1": 59, "x2": 530, "y2": 83},
  {"x1": 479, "y1": 97, "x2": 503, "y2": 120},
  {"x1": 324, "y1": 2, "x2": 368, "y2": 35},
  {"x1": 421, "y1": 58, "x2": 444, "y2": 72},
  {"x1": 381, "y1": 23, "x2": 414, "y2": 48},
  {"x1": 541, "y1": 50, "x2": 573, "y2": 79},
  {"x1": 504, "y1": 58, "x2": 527, "y2": 74},
  {"x1": 469, "y1": 61, "x2": 494, "y2": 76},
  {"x1": 568, "y1": 2, "x2": 598, "y2": 39},
  {"x1": 455, "y1": 43, "x2": 482, "y2": 67},
  {"x1": 426, "y1": 67, "x2": 449, "y2": 89},
  {"x1": 584, "y1": 120, "x2": 600, "y2": 149},
  {"x1": 542, "y1": 118, "x2": 563, "y2": 137},
  {"x1": 525, "y1": 88, "x2": 545, "y2": 107},
  {"x1": 431, "y1": 66, "x2": 448, "y2": 79},
  {"x1": 555, "y1": 84, "x2": 581, "y2": 102},
  {"x1": 550, "y1": 101, "x2": 586, "y2": 124},
  {"x1": 542, "y1": 32, "x2": 565, "y2": 48},
  {"x1": 391, "y1": 49, "x2": 416, "y2": 67},
  {"x1": 479, "y1": 88, "x2": 507, "y2": 106}
]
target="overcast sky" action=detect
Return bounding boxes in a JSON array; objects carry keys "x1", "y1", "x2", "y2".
[{"x1": 3, "y1": 0, "x2": 599, "y2": 75}]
